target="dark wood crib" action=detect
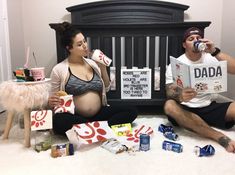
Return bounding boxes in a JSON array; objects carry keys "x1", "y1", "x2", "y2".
[{"x1": 50, "y1": 0, "x2": 210, "y2": 111}]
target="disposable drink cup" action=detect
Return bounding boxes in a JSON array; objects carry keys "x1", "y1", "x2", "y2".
[
  {"x1": 31, "y1": 67, "x2": 45, "y2": 81},
  {"x1": 91, "y1": 49, "x2": 112, "y2": 66}
]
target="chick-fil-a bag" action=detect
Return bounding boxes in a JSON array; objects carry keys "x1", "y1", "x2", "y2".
[
  {"x1": 54, "y1": 95, "x2": 75, "y2": 114},
  {"x1": 66, "y1": 121, "x2": 116, "y2": 150},
  {"x1": 31, "y1": 110, "x2": 52, "y2": 131}
]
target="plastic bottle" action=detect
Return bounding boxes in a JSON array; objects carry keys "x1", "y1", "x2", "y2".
[{"x1": 35, "y1": 129, "x2": 52, "y2": 152}]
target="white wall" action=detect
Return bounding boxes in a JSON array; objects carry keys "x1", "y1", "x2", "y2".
[
  {"x1": 0, "y1": 0, "x2": 12, "y2": 112},
  {"x1": 6, "y1": 0, "x2": 235, "y2": 99},
  {"x1": 8, "y1": 0, "x2": 100, "y2": 77},
  {"x1": 221, "y1": 0, "x2": 235, "y2": 99},
  {"x1": 166, "y1": 0, "x2": 223, "y2": 46},
  {"x1": 7, "y1": 0, "x2": 24, "y2": 73},
  {"x1": 0, "y1": 0, "x2": 12, "y2": 82}
]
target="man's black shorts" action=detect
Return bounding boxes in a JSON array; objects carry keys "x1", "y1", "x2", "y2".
[{"x1": 167, "y1": 101, "x2": 234, "y2": 129}]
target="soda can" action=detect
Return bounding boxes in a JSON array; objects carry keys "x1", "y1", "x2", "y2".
[
  {"x1": 158, "y1": 124, "x2": 174, "y2": 133},
  {"x1": 163, "y1": 131, "x2": 179, "y2": 141},
  {"x1": 162, "y1": 140, "x2": 183, "y2": 153},
  {"x1": 194, "y1": 40, "x2": 207, "y2": 52},
  {"x1": 139, "y1": 134, "x2": 150, "y2": 151},
  {"x1": 194, "y1": 144, "x2": 215, "y2": 157}
]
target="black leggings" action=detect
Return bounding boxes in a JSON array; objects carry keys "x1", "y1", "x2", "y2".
[{"x1": 53, "y1": 105, "x2": 138, "y2": 135}]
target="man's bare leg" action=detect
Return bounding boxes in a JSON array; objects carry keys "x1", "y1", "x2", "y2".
[
  {"x1": 223, "y1": 102, "x2": 235, "y2": 152},
  {"x1": 164, "y1": 99, "x2": 235, "y2": 153}
]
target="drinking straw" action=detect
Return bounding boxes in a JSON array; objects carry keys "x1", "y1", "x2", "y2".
[
  {"x1": 24, "y1": 46, "x2": 30, "y2": 68},
  {"x1": 33, "y1": 52, "x2": 38, "y2": 67}
]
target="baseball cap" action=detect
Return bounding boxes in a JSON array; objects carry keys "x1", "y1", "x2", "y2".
[{"x1": 183, "y1": 27, "x2": 203, "y2": 42}]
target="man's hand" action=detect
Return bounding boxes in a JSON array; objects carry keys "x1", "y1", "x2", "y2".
[
  {"x1": 199, "y1": 38, "x2": 216, "y2": 54},
  {"x1": 166, "y1": 84, "x2": 183, "y2": 102},
  {"x1": 181, "y1": 87, "x2": 197, "y2": 102},
  {"x1": 166, "y1": 84, "x2": 197, "y2": 103}
]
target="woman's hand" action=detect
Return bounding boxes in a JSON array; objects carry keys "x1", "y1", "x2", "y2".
[
  {"x1": 95, "y1": 62, "x2": 111, "y2": 88},
  {"x1": 96, "y1": 62, "x2": 107, "y2": 72},
  {"x1": 48, "y1": 94, "x2": 61, "y2": 108}
]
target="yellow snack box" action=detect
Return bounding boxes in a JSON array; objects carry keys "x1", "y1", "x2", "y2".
[{"x1": 111, "y1": 123, "x2": 132, "y2": 136}]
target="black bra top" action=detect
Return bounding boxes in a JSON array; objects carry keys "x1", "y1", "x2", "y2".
[{"x1": 65, "y1": 68, "x2": 103, "y2": 96}]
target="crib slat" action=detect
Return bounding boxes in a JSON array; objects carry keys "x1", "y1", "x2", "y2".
[{"x1": 134, "y1": 36, "x2": 146, "y2": 68}]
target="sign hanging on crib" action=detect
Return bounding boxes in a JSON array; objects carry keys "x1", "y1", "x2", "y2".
[{"x1": 121, "y1": 68, "x2": 151, "y2": 99}]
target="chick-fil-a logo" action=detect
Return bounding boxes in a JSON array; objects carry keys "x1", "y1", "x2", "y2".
[
  {"x1": 98, "y1": 51, "x2": 110, "y2": 66},
  {"x1": 54, "y1": 95, "x2": 74, "y2": 114},
  {"x1": 31, "y1": 110, "x2": 52, "y2": 130},
  {"x1": 73, "y1": 121, "x2": 115, "y2": 144},
  {"x1": 125, "y1": 125, "x2": 153, "y2": 143}
]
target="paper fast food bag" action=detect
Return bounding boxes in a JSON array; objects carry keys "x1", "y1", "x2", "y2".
[{"x1": 54, "y1": 91, "x2": 75, "y2": 114}]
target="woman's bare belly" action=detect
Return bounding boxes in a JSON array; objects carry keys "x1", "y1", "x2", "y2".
[{"x1": 73, "y1": 91, "x2": 102, "y2": 117}]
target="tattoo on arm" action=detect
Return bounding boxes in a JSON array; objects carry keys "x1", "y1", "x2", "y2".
[
  {"x1": 166, "y1": 84, "x2": 182, "y2": 102},
  {"x1": 218, "y1": 136, "x2": 231, "y2": 148}
]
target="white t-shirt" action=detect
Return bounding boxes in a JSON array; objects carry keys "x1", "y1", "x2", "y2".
[{"x1": 165, "y1": 53, "x2": 219, "y2": 108}]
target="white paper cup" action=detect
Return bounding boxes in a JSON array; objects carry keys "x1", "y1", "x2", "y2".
[
  {"x1": 30, "y1": 67, "x2": 45, "y2": 81},
  {"x1": 91, "y1": 49, "x2": 112, "y2": 66}
]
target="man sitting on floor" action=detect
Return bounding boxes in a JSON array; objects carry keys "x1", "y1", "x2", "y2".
[{"x1": 164, "y1": 27, "x2": 235, "y2": 153}]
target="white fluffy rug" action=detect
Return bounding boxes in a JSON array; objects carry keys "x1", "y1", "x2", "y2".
[{"x1": 0, "y1": 115, "x2": 235, "y2": 175}]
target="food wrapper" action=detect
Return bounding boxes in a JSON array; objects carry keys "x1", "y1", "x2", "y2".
[
  {"x1": 51, "y1": 143, "x2": 74, "y2": 158},
  {"x1": 54, "y1": 95, "x2": 75, "y2": 114},
  {"x1": 13, "y1": 68, "x2": 34, "y2": 82},
  {"x1": 66, "y1": 121, "x2": 116, "y2": 149},
  {"x1": 116, "y1": 125, "x2": 154, "y2": 147},
  {"x1": 101, "y1": 138, "x2": 128, "y2": 154},
  {"x1": 65, "y1": 129, "x2": 82, "y2": 150},
  {"x1": 111, "y1": 123, "x2": 132, "y2": 136}
]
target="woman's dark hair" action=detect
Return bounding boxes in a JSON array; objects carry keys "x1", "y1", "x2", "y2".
[{"x1": 56, "y1": 21, "x2": 82, "y2": 50}]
